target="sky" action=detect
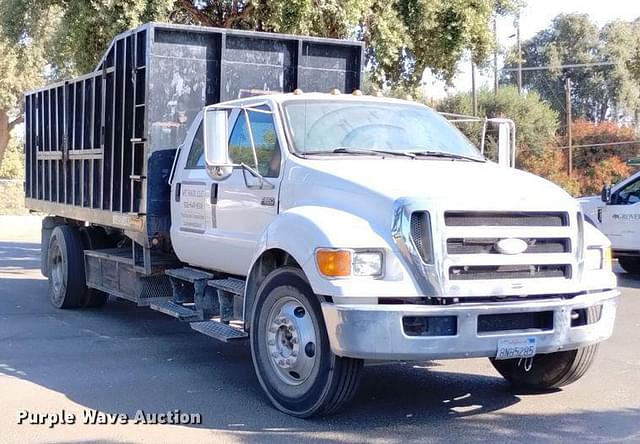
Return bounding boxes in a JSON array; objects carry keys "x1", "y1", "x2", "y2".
[{"x1": 422, "y1": 0, "x2": 640, "y2": 99}]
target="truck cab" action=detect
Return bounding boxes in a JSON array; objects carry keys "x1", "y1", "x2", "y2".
[
  {"x1": 166, "y1": 90, "x2": 619, "y2": 415},
  {"x1": 579, "y1": 171, "x2": 640, "y2": 273}
]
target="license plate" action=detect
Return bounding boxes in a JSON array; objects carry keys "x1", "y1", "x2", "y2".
[{"x1": 495, "y1": 337, "x2": 537, "y2": 360}]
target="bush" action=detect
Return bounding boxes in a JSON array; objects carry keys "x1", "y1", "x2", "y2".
[
  {"x1": 437, "y1": 86, "x2": 559, "y2": 159},
  {"x1": 0, "y1": 179, "x2": 26, "y2": 214},
  {"x1": 0, "y1": 136, "x2": 24, "y2": 180}
]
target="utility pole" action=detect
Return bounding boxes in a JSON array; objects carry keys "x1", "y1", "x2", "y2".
[
  {"x1": 494, "y1": 15, "x2": 499, "y2": 95},
  {"x1": 471, "y1": 58, "x2": 478, "y2": 116},
  {"x1": 565, "y1": 77, "x2": 573, "y2": 176},
  {"x1": 516, "y1": 12, "x2": 522, "y2": 94}
]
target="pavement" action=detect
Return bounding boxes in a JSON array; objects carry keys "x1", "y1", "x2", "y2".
[{"x1": 0, "y1": 215, "x2": 639, "y2": 443}]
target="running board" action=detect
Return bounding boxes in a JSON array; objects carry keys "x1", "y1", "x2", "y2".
[
  {"x1": 190, "y1": 320, "x2": 248, "y2": 342},
  {"x1": 166, "y1": 267, "x2": 213, "y2": 283},
  {"x1": 207, "y1": 277, "x2": 245, "y2": 295},
  {"x1": 150, "y1": 300, "x2": 201, "y2": 321}
]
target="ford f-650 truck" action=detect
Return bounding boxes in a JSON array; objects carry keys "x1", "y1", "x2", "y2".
[{"x1": 24, "y1": 23, "x2": 619, "y2": 417}]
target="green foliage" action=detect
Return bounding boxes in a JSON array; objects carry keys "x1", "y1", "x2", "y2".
[
  {"x1": 0, "y1": 179, "x2": 25, "y2": 214},
  {"x1": 1, "y1": 0, "x2": 175, "y2": 75},
  {"x1": 0, "y1": 136, "x2": 24, "y2": 179},
  {"x1": 503, "y1": 14, "x2": 640, "y2": 123},
  {"x1": 1, "y1": 0, "x2": 518, "y2": 86},
  {"x1": 437, "y1": 85, "x2": 559, "y2": 160}
]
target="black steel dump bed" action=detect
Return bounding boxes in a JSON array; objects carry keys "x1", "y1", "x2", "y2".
[{"x1": 24, "y1": 22, "x2": 363, "y2": 251}]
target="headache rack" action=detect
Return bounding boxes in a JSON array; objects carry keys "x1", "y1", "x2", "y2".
[{"x1": 23, "y1": 22, "x2": 364, "y2": 272}]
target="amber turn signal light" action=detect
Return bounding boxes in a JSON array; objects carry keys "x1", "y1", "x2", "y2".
[{"x1": 316, "y1": 249, "x2": 351, "y2": 277}]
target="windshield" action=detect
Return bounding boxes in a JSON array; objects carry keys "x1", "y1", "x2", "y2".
[{"x1": 282, "y1": 100, "x2": 482, "y2": 158}]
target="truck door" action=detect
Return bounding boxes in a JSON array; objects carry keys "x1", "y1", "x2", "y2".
[
  {"x1": 170, "y1": 114, "x2": 214, "y2": 268},
  {"x1": 214, "y1": 104, "x2": 283, "y2": 274},
  {"x1": 170, "y1": 103, "x2": 283, "y2": 276},
  {"x1": 600, "y1": 176, "x2": 640, "y2": 251}
]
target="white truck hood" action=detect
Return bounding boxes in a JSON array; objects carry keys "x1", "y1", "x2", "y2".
[{"x1": 285, "y1": 157, "x2": 576, "y2": 209}]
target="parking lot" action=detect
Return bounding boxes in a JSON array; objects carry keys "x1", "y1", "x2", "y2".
[{"x1": 1, "y1": 215, "x2": 639, "y2": 444}]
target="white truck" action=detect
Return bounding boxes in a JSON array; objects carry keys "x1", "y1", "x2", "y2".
[
  {"x1": 580, "y1": 171, "x2": 640, "y2": 273},
  {"x1": 25, "y1": 23, "x2": 619, "y2": 417}
]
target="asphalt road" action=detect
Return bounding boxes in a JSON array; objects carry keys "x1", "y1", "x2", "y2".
[{"x1": 1, "y1": 215, "x2": 639, "y2": 444}]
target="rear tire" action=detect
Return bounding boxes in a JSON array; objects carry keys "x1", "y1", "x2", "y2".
[
  {"x1": 47, "y1": 225, "x2": 87, "y2": 309},
  {"x1": 618, "y1": 256, "x2": 640, "y2": 274},
  {"x1": 490, "y1": 344, "x2": 599, "y2": 390},
  {"x1": 250, "y1": 267, "x2": 363, "y2": 417}
]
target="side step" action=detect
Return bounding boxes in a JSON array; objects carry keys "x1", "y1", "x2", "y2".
[
  {"x1": 166, "y1": 267, "x2": 213, "y2": 283},
  {"x1": 150, "y1": 300, "x2": 201, "y2": 321},
  {"x1": 208, "y1": 277, "x2": 245, "y2": 295},
  {"x1": 190, "y1": 320, "x2": 248, "y2": 342}
]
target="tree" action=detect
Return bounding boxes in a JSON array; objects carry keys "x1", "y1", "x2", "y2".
[
  {"x1": 570, "y1": 119, "x2": 636, "y2": 194},
  {"x1": 2, "y1": 0, "x2": 518, "y2": 84},
  {"x1": 0, "y1": 30, "x2": 46, "y2": 172},
  {"x1": 503, "y1": 14, "x2": 640, "y2": 125},
  {"x1": 600, "y1": 19, "x2": 640, "y2": 123},
  {"x1": 438, "y1": 85, "x2": 559, "y2": 160}
]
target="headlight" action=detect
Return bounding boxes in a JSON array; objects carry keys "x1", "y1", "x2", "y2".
[
  {"x1": 352, "y1": 252, "x2": 383, "y2": 276},
  {"x1": 315, "y1": 249, "x2": 383, "y2": 278},
  {"x1": 585, "y1": 246, "x2": 612, "y2": 271}
]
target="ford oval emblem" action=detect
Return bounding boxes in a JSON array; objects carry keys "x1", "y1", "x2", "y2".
[{"x1": 495, "y1": 238, "x2": 528, "y2": 255}]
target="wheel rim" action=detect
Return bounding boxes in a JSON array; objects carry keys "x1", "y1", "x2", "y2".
[
  {"x1": 265, "y1": 296, "x2": 317, "y2": 386},
  {"x1": 50, "y1": 242, "x2": 65, "y2": 303}
]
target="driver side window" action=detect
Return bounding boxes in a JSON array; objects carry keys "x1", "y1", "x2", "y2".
[
  {"x1": 228, "y1": 107, "x2": 281, "y2": 178},
  {"x1": 614, "y1": 179, "x2": 640, "y2": 205},
  {"x1": 185, "y1": 122, "x2": 204, "y2": 169}
]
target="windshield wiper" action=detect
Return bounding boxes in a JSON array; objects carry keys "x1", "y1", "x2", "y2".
[
  {"x1": 303, "y1": 147, "x2": 416, "y2": 158},
  {"x1": 409, "y1": 150, "x2": 485, "y2": 162}
]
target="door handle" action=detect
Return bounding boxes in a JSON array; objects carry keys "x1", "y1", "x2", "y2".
[
  {"x1": 211, "y1": 183, "x2": 218, "y2": 205},
  {"x1": 175, "y1": 182, "x2": 181, "y2": 202}
]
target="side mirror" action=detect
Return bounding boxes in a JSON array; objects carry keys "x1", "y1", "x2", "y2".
[
  {"x1": 203, "y1": 109, "x2": 232, "y2": 181},
  {"x1": 601, "y1": 184, "x2": 612, "y2": 203}
]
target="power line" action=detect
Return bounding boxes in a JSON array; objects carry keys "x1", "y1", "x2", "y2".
[
  {"x1": 501, "y1": 61, "x2": 618, "y2": 72},
  {"x1": 516, "y1": 140, "x2": 640, "y2": 152},
  {"x1": 554, "y1": 140, "x2": 640, "y2": 150}
]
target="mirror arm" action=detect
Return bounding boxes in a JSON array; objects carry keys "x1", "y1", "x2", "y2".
[
  {"x1": 243, "y1": 109, "x2": 260, "y2": 171},
  {"x1": 240, "y1": 163, "x2": 274, "y2": 190},
  {"x1": 480, "y1": 118, "x2": 487, "y2": 155}
]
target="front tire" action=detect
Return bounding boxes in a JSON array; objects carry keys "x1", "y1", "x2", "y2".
[
  {"x1": 618, "y1": 256, "x2": 640, "y2": 274},
  {"x1": 490, "y1": 344, "x2": 599, "y2": 390},
  {"x1": 250, "y1": 267, "x2": 363, "y2": 417}
]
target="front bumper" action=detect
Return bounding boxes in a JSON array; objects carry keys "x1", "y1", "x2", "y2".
[{"x1": 321, "y1": 289, "x2": 619, "y2": 360}]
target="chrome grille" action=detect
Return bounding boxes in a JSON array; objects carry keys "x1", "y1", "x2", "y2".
[
  {"x1": 443, "y1": 211, "x2": 576, "y2": 286},
  {"x1": 447, "y1": 238, "x2": 571, "y2": 255},
  {"x1": 449, "y1": 264, "x2": 571, "y2": 280},
  {"x1": 444, "y1": 211, "x2": 569, "y2": 227},
  {"x1": 410, "y1": 211, "x2": 432, "y2": 263}
]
